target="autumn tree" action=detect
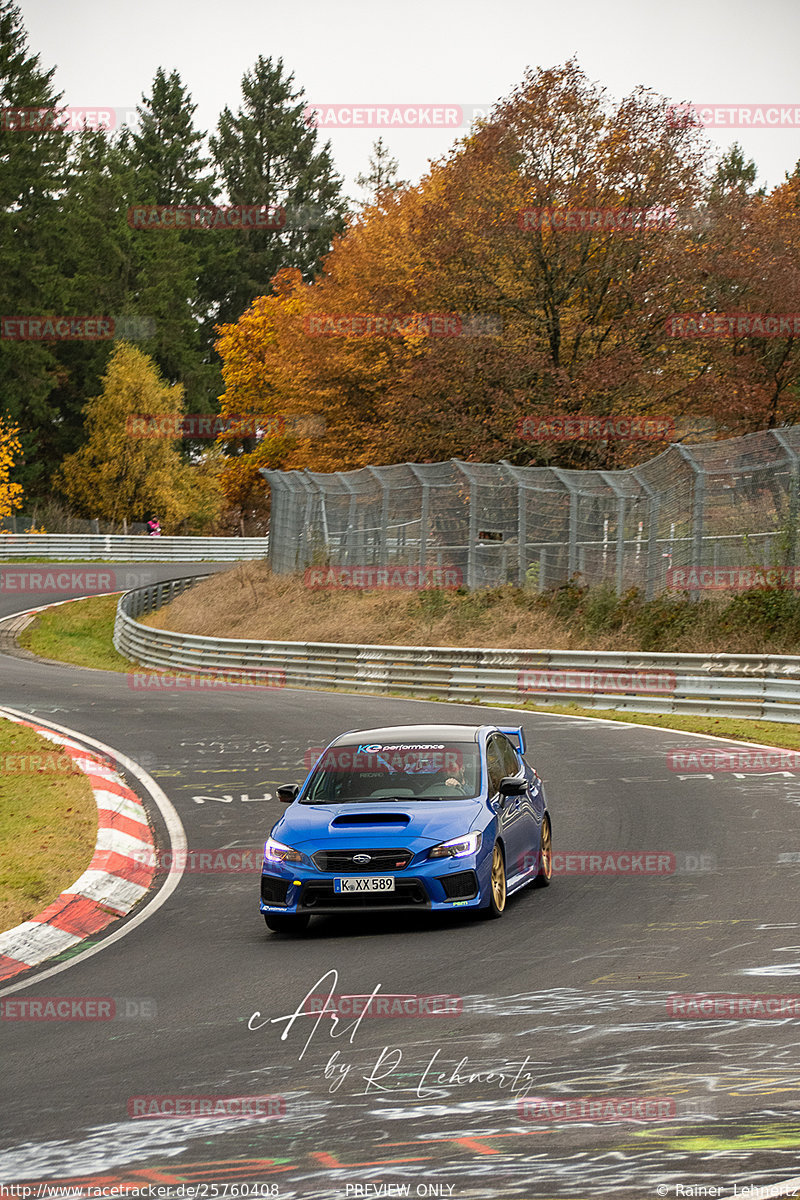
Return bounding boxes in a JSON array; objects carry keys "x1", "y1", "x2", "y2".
[
  {"x1": 0, "y1": 418, "x2": 23, "y2": 522},
  {"x1": 215, "y1": 61, "x2": 718, "y2": 474},
  {"x1": 671, "y1": 176, "x2": 800, "y2": 433},
  {"x1": 57, "y1": 342, "x2": 221, "y2": 530}
]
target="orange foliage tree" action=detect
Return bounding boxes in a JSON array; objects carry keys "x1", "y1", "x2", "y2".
[{"x1": 214, "y1": 60, "x2": 799, "y2": 496}]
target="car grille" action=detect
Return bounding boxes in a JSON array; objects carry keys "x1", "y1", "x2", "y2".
[
  {"x1": 437, "y1": 870, "x2": 478, "y2": 900},
  {"x1": 311, "y1": 848, "x2": 413, "y2": 872},
  {"x1": 261, "y1": 875, "x2": 290, "y2": 906},
  {"x1": 299, "y1": 880, "x2": 429, "y2": 910}
]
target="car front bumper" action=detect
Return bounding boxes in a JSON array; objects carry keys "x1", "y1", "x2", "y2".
[{"x1": 260, "y1": 857, "x2": 486, "y2": 916}]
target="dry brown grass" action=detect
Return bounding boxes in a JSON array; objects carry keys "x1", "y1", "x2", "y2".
[{"x1": 140, "y1": 562, "x2": 645, "y2": 651}]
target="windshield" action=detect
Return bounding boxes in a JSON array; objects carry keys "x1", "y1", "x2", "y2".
[{"x1": 301, "y1": 741, "x2": 481, "y2": 803}]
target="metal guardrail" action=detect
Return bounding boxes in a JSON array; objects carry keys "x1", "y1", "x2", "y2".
[
  {"x1": 113, "y1": 575, "x2": 800, "y2": 725},
  {"x1": 0, "y1": 534, "x2": 269, "y2": 561}
]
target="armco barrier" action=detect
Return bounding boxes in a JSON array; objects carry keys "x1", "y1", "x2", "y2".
[
  {"x1": 113, "y1": 576, "x2": 800, "y2": 724},
  {"x1": 0, "y1": 534, "x2": 268, "y2": 562}
]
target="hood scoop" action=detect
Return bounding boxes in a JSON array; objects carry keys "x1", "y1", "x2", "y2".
[{"x1": 330, "y1": 812, "x2": 411, "y2": 827}]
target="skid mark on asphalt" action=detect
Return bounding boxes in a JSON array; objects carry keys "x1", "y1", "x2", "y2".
[{"x1": 4, "y1": 1115, "x2": 800, "y2": 1196}]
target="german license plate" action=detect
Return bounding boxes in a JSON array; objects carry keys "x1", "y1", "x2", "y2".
[{"x1": 334, "y1": 876, "x2": 395, "y2": 893}]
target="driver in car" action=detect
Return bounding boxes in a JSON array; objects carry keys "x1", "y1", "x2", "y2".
[{"x1": 406, "y1": 753, "x2": 466, "y2": 794}]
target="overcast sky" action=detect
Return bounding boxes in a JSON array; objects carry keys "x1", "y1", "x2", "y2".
[{"x1": 17, "y1": 0, "x2": 800, "y2": 199}]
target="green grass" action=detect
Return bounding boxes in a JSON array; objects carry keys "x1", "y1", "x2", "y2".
[
  {"x1": 0, "y1": 718, "x2": 98, "y2": 932},
  {"x1": 20, "y1": 595, "x2": 800, "y2": 753},
  {"x1": 20, "y1": 595, "x2": 131, "y2": 672}
]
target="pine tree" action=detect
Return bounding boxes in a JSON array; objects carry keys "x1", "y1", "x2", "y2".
[
  {"x1": 209, "y1": 55, "x2": 347, "y2": 326},
  {"x1": 121, "y1": 69, "x2": 220, "y2": 416},
  {"x1": 355, "y1": 137, "x2": 405, "y2": 203},
  {"x1": 709, "y1": 143, "x2": 762, "y2": 202},
  {"x1": 0, "y1": 0, "x2": 70, "y2": 495},
  {"x1": 41, "y1": 129, "x2": 138, "y2": 480}
]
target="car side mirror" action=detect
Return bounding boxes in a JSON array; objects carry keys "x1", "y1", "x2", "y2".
[
  {"x1": 276, "y1": 784, "x2": 300, "y2": 804},
  {"x1": 499, "y1": 775, "x2": 527, "y2": 797}
]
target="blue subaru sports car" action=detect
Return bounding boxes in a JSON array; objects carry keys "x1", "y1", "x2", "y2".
[{"x1": 260, "y1": 723, "x2": 552, "y2": 933}]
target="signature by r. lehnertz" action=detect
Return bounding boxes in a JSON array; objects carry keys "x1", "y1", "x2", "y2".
[{"x1": 248, "y1": 968, "x2": 540, "y2": 1099}]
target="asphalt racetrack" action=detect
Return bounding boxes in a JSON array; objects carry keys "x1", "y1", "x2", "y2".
[{"x1": 1, "y1": 565, "x2": 799, "y2": 1199}]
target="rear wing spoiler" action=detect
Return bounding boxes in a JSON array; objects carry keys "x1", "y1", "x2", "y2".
[{"x1": 498, "y1": 725, "x2": 526, "y2": 756}]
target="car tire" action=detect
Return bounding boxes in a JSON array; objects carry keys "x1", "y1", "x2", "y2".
[
  {"x1": 481, "y1": 842, "x2": 507, "y2": 919},
  {"x1": 534, "y1": 816, "x2": 552, "y2": 888},
  {"x1": 264, "y1": 913, "x2": 310, "y2": 935}
]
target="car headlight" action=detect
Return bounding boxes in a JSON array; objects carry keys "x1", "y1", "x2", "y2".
[
  {"x1": 264, "y1": 836, "x2": 304, "y2": 865},
  {"x1": 428, "y1": 831, "x2": 482, "y2": 859}
]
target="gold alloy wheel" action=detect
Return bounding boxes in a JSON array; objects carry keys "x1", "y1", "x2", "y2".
[
  {"x1": 539, "y1": 817, "x2": 552, "y2": 881},
  {"x1": 491, "y1": 844, "x2": 507, "y2": 911}
]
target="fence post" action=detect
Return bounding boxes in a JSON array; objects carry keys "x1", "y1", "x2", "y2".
[
  {"x1": 297, "y1": 473, "x2": 317, "y2": 572},
  {"x1": 633, "y1": 471, "x2": 660, "y2": 600},
  {"x1": 770, "y1": 430, "x2": 800, "y2": 567},
  {"x1": 551, "y1": 468, "x2": 579, "y2": 579},
  {"x1": 453, "y1": 461, "x2": 479, "y2": 589},
  {"x1": 336, "y1": 473, "x2": 358, "y2": 566},
  {"x1": 500, "y1": 460, "x2": 527, "y2": 586},
  {"x1": 408, "y1": 465, "x2": 429, "y2": 575},
  {"x1": 366, "y1": 466, "x2": 390, "y2": 568},
  {"x1": 600, "y1": 472, "x2": 626, "y2": 596},
  {"x1": 674, "y1": 446, "x2": 705, "y2": 598}
]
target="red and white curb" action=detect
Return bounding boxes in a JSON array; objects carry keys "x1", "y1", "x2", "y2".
[{"x1": 0, "y1": 715, "x2": 155, "y2": 982}]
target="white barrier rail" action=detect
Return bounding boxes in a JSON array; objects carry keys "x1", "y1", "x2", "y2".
[
  {"x1": 112, "y1": 576, "x2": 800, "y2": 725},
  {"x1": 0, "y1": 534, "x2": 269, "y2": 562}
]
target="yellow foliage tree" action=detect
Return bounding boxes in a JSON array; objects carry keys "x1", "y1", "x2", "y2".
[
  {"x1": 57, "y1": 343, "x2": 222, "y2": 532},
  {"x1": 0, "y1": 419, "x2": 24, "y2": 523}
]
